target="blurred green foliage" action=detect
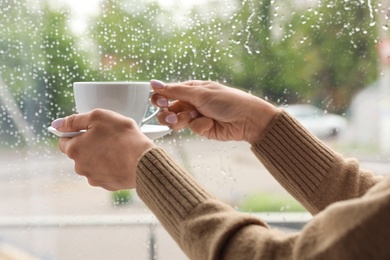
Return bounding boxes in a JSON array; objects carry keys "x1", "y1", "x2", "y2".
[
  {"x1": 282, "y1": 0, "x2": 379, "y2": 111},
  {"x1": 0, "y1": 1, "x2": 94, "y2": 133},
  {"x1": 0, "y1": 0, "x2": 381, "y2": 135},
  {"x1": 239, "y1": 192, "x2": 306, "y2": 212},
  {"x1": 112, "y1": 189, "x2": 133, "y2": 205}
]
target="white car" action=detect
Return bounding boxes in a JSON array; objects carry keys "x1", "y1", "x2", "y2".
[{"x1": 282, "y1": 104, "x2": 348, "y2": 139}]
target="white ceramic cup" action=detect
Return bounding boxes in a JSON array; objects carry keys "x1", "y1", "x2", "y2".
[{"x1": 73, "y1": 82, "x2": 159, "y2": 126}]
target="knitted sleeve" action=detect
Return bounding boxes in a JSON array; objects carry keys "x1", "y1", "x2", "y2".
[
  {"x1": 135, "y1": 110, "x2": 389, "y2": 259},
  {"x1": 251, "y1": 109, "x2": 383, "y2": 214},
  {"x1": 136, "y1": 147, "x2": 286, "y2": 259}
]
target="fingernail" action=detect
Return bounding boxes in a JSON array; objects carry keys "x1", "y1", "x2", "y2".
[
  {"x1": 165, "y1": 114, "x2": 178, "y2": 124},
  {"x1": 157, "y1": 98, "x2": 168, "y2": 107},
  {"x1": 190, "y1": 111, "x2": 200, "y2": 119},
  {"x1": 51, "y1": 118, "x2": 65, "y2": 129},
  {"x1": 150, "y1": 79, "x2": 166, "y2": 89}
]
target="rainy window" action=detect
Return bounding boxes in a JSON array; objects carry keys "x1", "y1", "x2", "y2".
[{"x1": 1, "y1": 0, "x2": 389, "y2": 259}]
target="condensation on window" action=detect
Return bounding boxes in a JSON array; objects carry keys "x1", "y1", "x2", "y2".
[{"x1": 0, "y1": 0, "x2": 389, "y2": 259}]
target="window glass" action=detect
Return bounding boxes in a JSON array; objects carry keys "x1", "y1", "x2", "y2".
[{"x1": 1, "y1": 0, "x2": 389, "y2": 259}]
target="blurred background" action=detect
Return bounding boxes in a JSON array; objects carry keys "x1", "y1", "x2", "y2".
[{"x1": 1, "y1": 0, "x2": 389, "y2": 259}]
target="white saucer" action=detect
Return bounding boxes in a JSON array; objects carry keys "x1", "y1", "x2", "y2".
[
  {"x1": 47, "y1": 126, "x2": 85, "y2": 138},
  {"x1": 140, "y1": 124, "x2": 172, "y2": 140},
  {"x1": 48, "y1": 125, "x2": 171, "y2": 140}
]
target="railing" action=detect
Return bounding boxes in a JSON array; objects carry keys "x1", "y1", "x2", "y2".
[{"x1": 0, "y1": 213, "x2": 311, "y2": 260}]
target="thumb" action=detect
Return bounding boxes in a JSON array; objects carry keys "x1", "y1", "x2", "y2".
[
  {"x1": 51, "y1": 113, "x2": 90, "y2": 132},
  {"x1": 150, "y1": 79, "x2": 203, "y2": 103}
]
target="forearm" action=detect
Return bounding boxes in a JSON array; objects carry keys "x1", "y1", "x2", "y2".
[
  {"x1": 136, "y1": 148, "x2": 270, "y2": 259},
  {"x1": 136, "y1": 147, "x2": 390, "y2": 260},
  {"x1": 222, "y1": 178, "x2": 390, "y2": 260},
  {"x1": 251, "y1": 110, "x2": 383, "y2": 214},
  {"x1": 135, "y1": 148, "x2": 298, "y2": 260}
]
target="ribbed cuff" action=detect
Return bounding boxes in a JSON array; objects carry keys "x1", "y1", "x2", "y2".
[
  {"x1": 251, "y1": 110, "x2": 338, "y2": 213},
  {"x1": 136, "y1": 147, "x2": 213, "y2": 240},
  {"x1": 136, "y1": 148, "x2": 270, "y2": 260}
]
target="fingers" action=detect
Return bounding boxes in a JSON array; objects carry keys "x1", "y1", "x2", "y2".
[
  {"x1": 54, "y1": 109, "x2": 111, "y2": 156},
  {"x1": 52, "y1": 108, "x2": 124, "y2": 133},
  {"x1": 150, "y1": 79, "x2": 216, "y2": 135},
  {"x1": 150, "y1": 80, "x2": 202, "y2": 130},
  {"x1": 151, "y1": 88, "x2": 201, "y2": 131},
  {"x1": 58, "y1": 136, "x2": 81, "y2": 159},
  {"x1": 157, "y1": 109, "x2": 200, "y2": 130},
  {"x1": 52, "y1": 113, "x2": 90, "y2": 132},
  {"x1": 53, "y1": 110, "x2": 102, "y2": 155},
  {"x1": 58, "y1": 138, "x2": 68, "y2": 154},
  {"x1": 150, "y1": 79, "x2": 205, "y2": 103},
  {"x1": 150, "y1": 94, "x2": 195, "y2": 114}
]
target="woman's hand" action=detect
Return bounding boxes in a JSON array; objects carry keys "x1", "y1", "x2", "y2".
[
  {"x1": 150, "y1": 80, "x2": 278, "y2": 145},
  {"x1": 52, "y1": 109, "x2": 155, "y2": 191}
]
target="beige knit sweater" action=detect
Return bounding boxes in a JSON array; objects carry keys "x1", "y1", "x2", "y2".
[{"x1": 136, "y1": 110, "x2": 390, "y2": 260}]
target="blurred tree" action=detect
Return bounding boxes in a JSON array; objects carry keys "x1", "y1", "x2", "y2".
[
  {"x1": 283, "y1": 0, "x2": 379, "y2": 112},
  {"x1": 0, "y1": 0, "x2": 93, "y2": 139},
  {"x1": 226, "y1": 0, "x2": 297, "y2": 100},
  {"x1": 91, "y1": 0, "x2": 171, "y2": 81},
  {"x1": 91, "y1": 0, "x2": 233, "y2": 82},
  {"x1": 225, "y1": 0, "x2": 379, "y2": 112},
  {"x1": 38, "y1": 3, "x2": 95, "y2": 119},
  {"x1": 163, "y1": 7, "x2": 236, "y2": 82},
  {"x1": 1, "y1": 0, "x2": 381, "y2": 140}
]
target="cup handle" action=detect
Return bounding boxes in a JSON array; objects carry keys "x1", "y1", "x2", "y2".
[{"x1": 141, "y1": 90, "x2": 161, "y2": 126}]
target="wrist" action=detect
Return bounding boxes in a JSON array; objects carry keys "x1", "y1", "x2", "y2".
[
  {"x1": 244, "y1": 98, "x2": 279, "y2": 145},
  {"x1": 135, "y1": 137, "x2": 156, "y2": 164}
]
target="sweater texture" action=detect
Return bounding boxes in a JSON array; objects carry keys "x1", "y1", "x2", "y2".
[{"x1": 136, "y1": 110, "x2": 390, "y2": 260}]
